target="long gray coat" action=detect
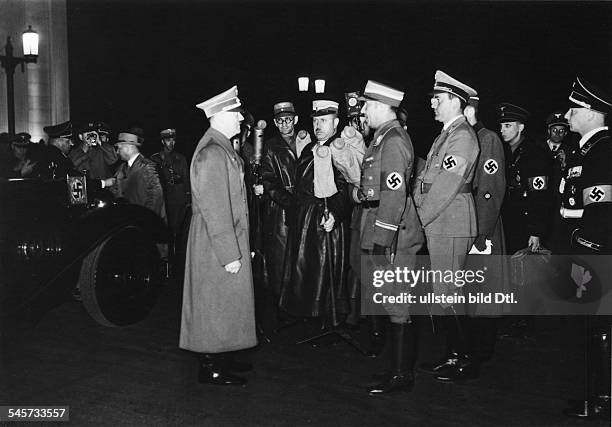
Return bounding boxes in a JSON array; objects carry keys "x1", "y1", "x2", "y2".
[{"x1": 179, "y1": 127, "x2": 257, "y2": 353}]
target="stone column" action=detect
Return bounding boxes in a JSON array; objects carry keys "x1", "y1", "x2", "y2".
[{"x1": 0, "y1": 0, "x2": 69, "y2": 141}]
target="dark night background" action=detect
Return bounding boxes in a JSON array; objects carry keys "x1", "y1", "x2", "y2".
[{"x1": 66, "y1": 0, "x2": 612, "y2": 158}]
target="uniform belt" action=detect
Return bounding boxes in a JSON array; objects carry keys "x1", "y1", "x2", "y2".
[
  {"x1": 362, "y1": 200, "x2": 380, "y2": 208},
  {"x1": 560, "y1": 207, "x2": 583, "y2": 219},
  {"x1": 421, "y1": 182, "x2": 471, "y2": 194}
]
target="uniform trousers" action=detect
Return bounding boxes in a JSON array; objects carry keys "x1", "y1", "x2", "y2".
[{"x1": 426, "y1": 235, "x2": 474, "y2": 316}]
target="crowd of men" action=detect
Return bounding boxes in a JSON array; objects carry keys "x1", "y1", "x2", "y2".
[
  {"x1": 0, "y1": 122, "x2": 191, "y2": 276},
  {"x1": 177, "y1": 72, "x2": 611, "y2": 419},
  {"x1": 1, "y1": 71, "x2": 610, "y2": 415}
]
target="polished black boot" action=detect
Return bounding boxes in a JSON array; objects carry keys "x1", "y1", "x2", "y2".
[
  {"x1": 366, "y1": 316, "x2": 387, "y2": 358},
  {"x1": 418, "y1": 315, "x2": 458, "y2": 375},
  {"x1": 434, "y1": 314, "x2": 479, "y2": 382},
  {"x1": 418, "y1": 352, "x2": 460, "y2": 375},
  {"x1": 434, "y1": 354, "x2": 479, "y2": 381},
  {"x1": 198, "y1": 354, "x2": 247, "y2": 386},
  {"x1": 367, "y1": 322, "x2": 416, "y2": 395}
]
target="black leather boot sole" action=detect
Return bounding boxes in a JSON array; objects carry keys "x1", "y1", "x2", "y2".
[
  {"x1": 434, "y1": 360, "x2": 479, "y2": 382},
  {"x1": 418, "y1": 354, "x2": 459, "y2": 375}
]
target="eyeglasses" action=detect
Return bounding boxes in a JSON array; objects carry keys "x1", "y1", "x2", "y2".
[
  {"x1": 275, "y1": 117, "x2": 294, "y2": 125},
  {"x1": 550, "y1": 127, "x2": 568, "y2": 134}
]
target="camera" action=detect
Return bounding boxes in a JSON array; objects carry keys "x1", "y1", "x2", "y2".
[
  {"x1": 85, "y1": 131, "x2": 99, "y2": 146},
  {"x1": 345, "y1": 91, "x2": 364, "y2": 118}
]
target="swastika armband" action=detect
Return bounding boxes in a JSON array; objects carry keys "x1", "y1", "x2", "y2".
[
  {"x1": 384, "y1": 171, "x2": 404, "y2": 191},
  {"x1": 483, "y1": 159, "x2": 499, "y2": 175},
  {"x1": 583, "y1": 185, "x2": 612, "y2": 206},
  {"x1": 442, "y1": 154, "x2": 467, "y2": 175},
  {"x1": 527, "y1": 175, "x2": 548, "y2": 191}
]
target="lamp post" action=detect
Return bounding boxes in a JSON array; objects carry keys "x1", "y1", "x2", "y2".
[{"x1": 0, "y1": 26, "x2": 39, "y2": 137}]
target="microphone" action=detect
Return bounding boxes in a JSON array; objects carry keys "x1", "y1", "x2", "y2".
[
  {"x1": 298, "y1": 129, "x2": 308, "y2": 139},
  {"x1": 342, "y1": 126, "x2": 357, "y2": 138},
  {"x1": 254, "y1": 120, "x2": 267, "y2": 164}
]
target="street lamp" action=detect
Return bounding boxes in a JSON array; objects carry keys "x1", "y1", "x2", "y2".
[
  {"x1": 0, "y1": 26, "x2": 39, "y2": 136},
  {"x1": 314, "y1": 79, "x2": 325, "y2": 94},
  {"x1": 298, "y1": 76, "x2": 309, "y2": 92}
]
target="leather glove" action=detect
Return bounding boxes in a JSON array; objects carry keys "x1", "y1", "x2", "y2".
[{"x1": 473, "y1": 234, "x2": 488, "y2": 252}]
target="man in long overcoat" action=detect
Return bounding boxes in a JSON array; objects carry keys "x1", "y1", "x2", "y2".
[
  {"x1": 279, "y1": 100, "x2": 351, "y2": 319},
  {"x1": 261, "y1": 102, "x2": 299, "y2": 297},
  {"x1": 179, "y1": 86, "x2": 257, "y2": 386}
]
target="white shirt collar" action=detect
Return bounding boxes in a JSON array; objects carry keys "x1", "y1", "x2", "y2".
[
  {"x1": 443, "y1": 115, "x2": 464, "y2": 131},
  {"x1": 127, "y1": 153, "x2": 140, "y2": 167},
  {"x1": 547, "y1": 140, "x2": 560, "y2": 151},
  {"x1": 579, "y1": 126, "x2": 608, "y2": 148}
]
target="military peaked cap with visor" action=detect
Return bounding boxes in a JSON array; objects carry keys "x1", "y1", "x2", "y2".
[
  {"x1": 431, "y1": 70, "x2": 477, "y2": 103},
  {"x1": 568, "y1": 76, "x2": 612, "y2": 114},
  {"x1": 196, "y1": 85, "x2": 242, "y2": 119},
  {"x1": 160, "y1": 128, "x2": 176, "y2": 138},
  {"x1": 497, "y1": 103, "x2": 530, "y2": 123},
  {"x1": 311, "y1": 100, "x2": 339, "y2": 117},
  {"x1": 274, "y1": 102, "x2": 296, "y2": 117},
  {"x1": 358, "y1": 80, "x2": 404, "y2": 107},
  {"x1": 545, "y1": 111, "x2": 569, "y2": 128},
  {"x1": 44, "y1": 121, "x2": 73, "y2": 139}
]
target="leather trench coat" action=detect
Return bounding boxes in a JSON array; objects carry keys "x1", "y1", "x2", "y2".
[
  {"x1": 261, "y1": 132, "x2": 297, "y2": 295},
  {"x1": 279, "y1": 135, "x2": 352, "y2": 317}
]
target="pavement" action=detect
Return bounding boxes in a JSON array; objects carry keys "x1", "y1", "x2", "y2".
[{"x1": 0, "y1": 278, "x2": 609, "y2": 427}]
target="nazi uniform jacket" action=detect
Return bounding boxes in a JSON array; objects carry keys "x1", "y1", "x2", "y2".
[
  {"x1": 360, "y1": 119, "x2": 424, "y2": 253},
  {"x1": 414, "y1": 116, "x2": 479, "y2": 237},
  {"x1": 467, "y1": 122, "x2": 510, "y2": 316},
  {"x1": 179, "y1": 127, "x2": 257, "y2": 353},
  {"x1": 501, "y1": 136, "x2": 553, "y2": 254},
  {"x1": 111, "y1": 153, "x2": 166, "y2": 221},
  {"x1": 570, "y1": 128, "x2": 612, "y2": 254},
  {"x1": 33, "y1": 145, "x2": 78, "y2": 180},
  {"x1": 359, "y1": 119, "x2": 424, "y2": 320},
  {"x1": 151, "y1": 150, "x2": 190, "y2": 230}
]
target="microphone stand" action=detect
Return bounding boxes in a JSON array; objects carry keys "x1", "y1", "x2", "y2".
[{"x1": 296, "y1": 198, "x2": 367, "y2": 355}]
